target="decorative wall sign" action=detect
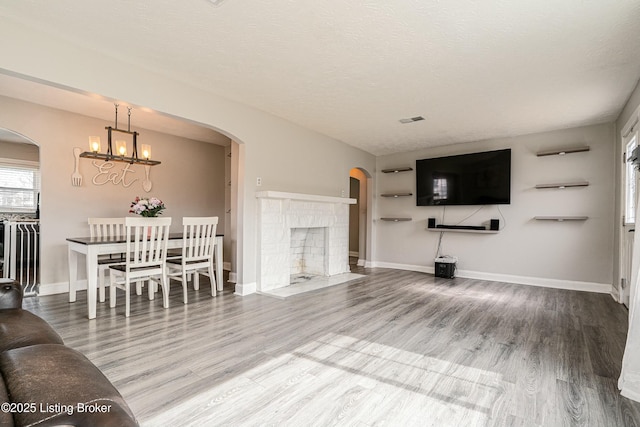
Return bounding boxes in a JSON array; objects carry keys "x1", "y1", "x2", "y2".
[
  {"x1": 91, "y1": 160, "x2": 139, "y2": 188},
  {"x1": 142, "y1": 165, "x2": 152, "y2": 192},
  {"x1": 71, "y1": 147, "x2": 83, "y2": 187}
]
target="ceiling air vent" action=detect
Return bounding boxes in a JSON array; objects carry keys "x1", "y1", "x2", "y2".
[{"x1": 399, "y1": 116, "x2": 425, "y2": 124}]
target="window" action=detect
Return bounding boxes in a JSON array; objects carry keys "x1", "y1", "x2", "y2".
[
  {"x1": 0, "y1": 159, "x2": 40, "y2": 212},
  {"x1": 433, "y1": 177, "x2": 448, "y2": 201},
  {"x1": 626, "y1": 134, "x2": 638, "y2": 224}
]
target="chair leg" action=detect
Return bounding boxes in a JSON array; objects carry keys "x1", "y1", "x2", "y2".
[
  {"x1": 162, "y1": 271, "x2": 170, "y2": 309},
  {"x1": 209, "y1": 263, "x2": 217, "y2": 297},
  {"x1": 148, "y1": 279, "x2": 155, "y2": 301},
  {"x1": 125, "y1": 278, "x2": 131, "y2": 318},
  {"x1": 136, "y1": 280, "x2": 143, "y2": 296},
  {"x1": 99, "y1": 268, "x2": 106, "y2": 303},
  {"x1": 193, "y1": 272, "x2": 199, "y2": 290},
  {"x1": 109, "y1": 272, "x2": 117, "y2": 308},
  {"x1": 182, "y1": 270, "x2": 188, "y2": 304},
  {"x1": 147, "y1": 280, "x2": 154, "y2": 300}
]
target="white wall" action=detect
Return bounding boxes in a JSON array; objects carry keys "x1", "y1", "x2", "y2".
[
  {"x1": 617, "y1": 80, "x2": 640, "y2": 131},
  {"x1": 0, "y1": 96, "x2": 226, "y2": 290},
  {"x1": 0, "y1": 140, "x2": 39, "y2": 163},
  {"x1": 0, "y1": 19, "x2": 376, "y2": 291},
  {"x1": 374, "y1": 123, "x2": 615, "y2": 291}
]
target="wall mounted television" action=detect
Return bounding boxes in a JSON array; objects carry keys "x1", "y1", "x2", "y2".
[{"x1": 416, "y1": 149, "x2": 511, "y2": 206}]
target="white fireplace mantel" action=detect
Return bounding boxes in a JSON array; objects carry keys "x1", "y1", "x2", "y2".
[
  {"x1": 256, "y1": 191, "x2": 356, "y2": 205},
  {"x1": 256, "y1": 191, "x2": 356, "y2": 293}
]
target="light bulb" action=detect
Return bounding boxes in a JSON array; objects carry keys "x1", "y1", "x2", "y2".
[{"x1": 89, "y1": 136, "x2": 101, "y2": 153}]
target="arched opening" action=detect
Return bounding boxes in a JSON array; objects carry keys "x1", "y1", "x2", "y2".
[
  {"x1": 349, "y1": 167, "x2": 372, "y2": 268},
  {"x1": 0, "y1": 128, "x2": 40, "y2": 295},
  {"x1": 0, "y1": 71, "x2": 248, "y2": 295}
]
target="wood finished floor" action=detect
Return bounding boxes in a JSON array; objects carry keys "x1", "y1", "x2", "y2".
[{"x1": 23, "y1": 266, "x2": 640, "y2": 427}]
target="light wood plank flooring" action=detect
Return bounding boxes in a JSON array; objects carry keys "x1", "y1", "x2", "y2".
[{"x1": 23, "y1": 266, "x2": 640, "y2": 426}]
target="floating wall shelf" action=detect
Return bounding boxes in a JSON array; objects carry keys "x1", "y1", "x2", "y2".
[
  {"x1": 381, "y1": 167, "x2": 413, "y2": 174},
  {"x1": 427, "y1": 228, "x2": 498, "y2": 234},
  {"x1": 380, "y1": 217, "x2": 412, "y2": 222},
  {"x1": 536, "y1": 146, "x2": 590, "y2": 157},
  {"x1": 381, "y1": 193, "x2": 413, "y2": 198},
  {"x1": 534, "y1": 181, "x2": 589, "y2": 189},
  {"x1": 533, "y1": 216, "x2": 589, "y2": 221}
]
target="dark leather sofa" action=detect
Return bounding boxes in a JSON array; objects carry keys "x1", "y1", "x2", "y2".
[{"x1": 0, "y1": 279, "x2": 138, "y2": 426}]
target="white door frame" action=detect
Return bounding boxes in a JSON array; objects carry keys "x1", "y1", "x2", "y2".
[{"x1": 620, "y1": 112, "x2": 640, "y2": 307}]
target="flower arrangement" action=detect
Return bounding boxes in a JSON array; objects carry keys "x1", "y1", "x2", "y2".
[{"x1": 129, "y1": 196, "x2": 166, "y2": 217}]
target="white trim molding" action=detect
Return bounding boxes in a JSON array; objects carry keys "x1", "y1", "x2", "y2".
[
  {"x1": 39, "y1": 280, "x2": 82, "y2": 296},
  {"x1": 234, "y1": 282, "x2": 256, "y2": 296},
  {"x1": 371, "y1": 261, "x2": 612, "y2": 294}
]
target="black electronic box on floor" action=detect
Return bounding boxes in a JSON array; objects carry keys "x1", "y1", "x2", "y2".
[{"x1": 434, "y1": 256, "x2": 457, "y2": 279}]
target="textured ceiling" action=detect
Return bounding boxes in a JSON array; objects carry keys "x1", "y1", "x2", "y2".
[{"x1": 1, "y1": 0, "x2": 640, "y2": 155}]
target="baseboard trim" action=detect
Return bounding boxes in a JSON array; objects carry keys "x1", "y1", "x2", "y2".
[
  {"x1": 374, "y1": 262, "x2": 433, "y2": 274},
  {"x1": 349, "y1": 251, "x2": 359, "y2": 258},
  {"x1": 41, "y1": 265, "x2": 232, "y2": 296},
  {"x1": 456, "y1": 269, "x2": 612, "y2": 294},
  {"x1": 371, "y1": 261, "x2": 612, "y2": 294},
  {"x1": 234, "y1": 282, "x2": 256, "y2": 296},
  {"x1": 620, "y1": 384, "x2": 640, "y2": 404},
  {"x1": 39, "y1": 264, "x2": 612, "y2": 296},
  {"x1": 356, "y1": 259, "x2": 365, "y2": 267},
  {"x1": 39, "y1": 280, "x2": 85, "y2": 296},
  {"x1": 228, "y1": 272, "x2": 237, "y2": 283}
]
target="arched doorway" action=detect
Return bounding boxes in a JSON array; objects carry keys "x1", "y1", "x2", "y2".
[
  {"x1": 0, "y1": 128, "x2": 40, "y2": 295},
  {"x1": 349, "y1": 167, "x2": 372, "y2": 268}
]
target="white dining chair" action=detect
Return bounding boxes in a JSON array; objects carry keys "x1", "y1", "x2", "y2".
[
  {"x1": 109, "y1": 217, "x2": 172, "y2": 317},
  {"x1": 166, "y1": 216, "x2": 218, "y2": 303},
  {"x1": 88, "y1": 217, "x2": 126, "y2": 303}
]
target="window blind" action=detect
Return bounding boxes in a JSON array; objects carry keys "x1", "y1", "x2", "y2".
[{"x1": 0, "y1": 159, "x2": 40, "y2": 212}]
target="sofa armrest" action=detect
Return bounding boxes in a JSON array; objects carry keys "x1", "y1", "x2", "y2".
[{"x1": 0, "y1": 279, "x2": 22, "y2": 310}]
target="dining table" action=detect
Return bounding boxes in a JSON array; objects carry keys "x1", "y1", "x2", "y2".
[{"x1": 67, "y1": 233, "x2": 224, "y2": 319}]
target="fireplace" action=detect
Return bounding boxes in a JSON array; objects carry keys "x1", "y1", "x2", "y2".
[
  {"x1": 290, "y1": 227, "x2": 326, "y2": 276},
  {"x1": 256, "y1": 191, "x2": 356, "y2": 292}
]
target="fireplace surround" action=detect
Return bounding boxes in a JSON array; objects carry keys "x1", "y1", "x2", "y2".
[{"x1": 256, "y1": 191, "x2": 356, "y2": 292}]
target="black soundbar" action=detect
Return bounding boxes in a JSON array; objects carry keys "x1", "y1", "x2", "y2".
[{"x1": 436, "y1": 224, "x2": 486, "y2": 230}]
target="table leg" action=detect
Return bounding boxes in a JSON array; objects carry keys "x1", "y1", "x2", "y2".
[
  {"x1": 68, "y1": 245, "x2": 78, "y2": 303},
  {"x1": 86, "y1": 246, "x2": 98, "y2": 319},
  {"x1": 215, "y1": 236, "x2": 223, "y2": 292}
]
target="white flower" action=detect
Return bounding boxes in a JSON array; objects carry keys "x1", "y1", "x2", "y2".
[{"x1": 130, "y1": 196, "x2": 165, "y2": 217}]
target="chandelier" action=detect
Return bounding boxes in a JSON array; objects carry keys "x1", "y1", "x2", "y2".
[{"x1": 80, "y1": 104, "x2": 161, "y2": 166}]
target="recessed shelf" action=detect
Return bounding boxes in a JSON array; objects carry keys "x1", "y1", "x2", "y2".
[
  {"x1": 380, "y1": 217, "x2": 412, "y2": 222},
  {"x1": 381, "y1": 167, "x2": 413, "y2": 174},
  {"x1": 533, "y1": 216, "x2": 589, "y2": 221},
  {"x1": 536, "y1": 146, "x2": 590, "y2": 157},
  {"x1": 534, "y1": 181, "x2": 589, "y2": 189},
  {"x1": 427, "y1": 228, "x2": 498, "y2": 234},
  {"x1": 381, "y1": 193, "x2": 413, "y2": 198}
]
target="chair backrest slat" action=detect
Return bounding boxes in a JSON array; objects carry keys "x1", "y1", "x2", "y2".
[
  {"x1": 88, "y1": 217, "x2": 125, "y2": 240},
  {"x1": 124, "y1": 217, "x2": 172, "y2": 271},
  {"x1": 182, "y1": 217, "x2": 218, "y2": 263}
]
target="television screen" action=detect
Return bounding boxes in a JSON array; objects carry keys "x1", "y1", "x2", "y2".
[{"x1": 416, "y1": 149, "x2": 511, "y2": 206}]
